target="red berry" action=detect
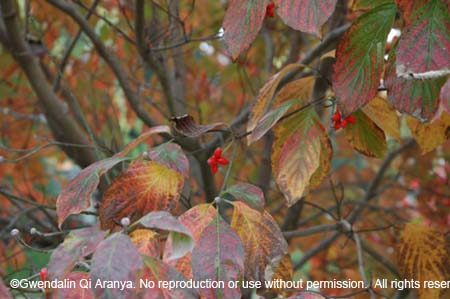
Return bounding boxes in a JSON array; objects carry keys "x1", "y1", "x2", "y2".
[
  {"x1": 40, "y1": 268, "x2": 47, "y2": 281},
  {"x1": 207, "y1": 157, "x2": 216, "y2": 165},
  {"x1": 265, "y1": 2, "x2": 276, "y2": 18},
  {"x1": 333, "y1": 121, "x2": 342, "y2": 130},
  {"x1": 345, "y1": 115, "x2": 357, "y2": 123},
  {"x1": 217, "y1": 157, "x2": 229, "y2": 165},
  {"x1": 213, "y1": 147, "x2": 222, "y2": 159},
  {"x1": 331, "y1": 109, "x2": 341, "y2": 122}
]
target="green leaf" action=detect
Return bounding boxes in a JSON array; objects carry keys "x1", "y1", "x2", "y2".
[{"x1": 333, "y1": 2, "x2": 397, "y2": 116}]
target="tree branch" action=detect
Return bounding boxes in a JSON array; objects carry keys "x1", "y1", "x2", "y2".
[
  {"x1": 46, "y1": 0, "x2": 158, "y2": 128},
  {"x1": 0, "y1": 0, "x2": 96, "y2": 168}
]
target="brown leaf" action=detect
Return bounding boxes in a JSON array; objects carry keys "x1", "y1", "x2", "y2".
[
  {"x1": 170, "y1": 114, "x2": 225, "y2": 138},
  {"x1": 396, "y1": 223, "x2": 450, "y2": 299},
  {"x1": 230, "y1": 201, "x2": 288, "y2": 282},
  {"x1": 99, "y1": 160, "x2": 184, "y2": 230}
]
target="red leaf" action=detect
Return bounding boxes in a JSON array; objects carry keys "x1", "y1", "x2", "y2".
[
  {"x1": 332, "y1": 2, "x2": 396, "y2": 116},
  {"x1": 277, "y1": 0, "x2": 338, "y2": 36},
  {"x1": 164, "y1": 204, "x2": 217, "y2": 278},
  {"x1": 56, "y1": 156, "x2": 131, "y2": 229},
  {"x1": 385, "y1": 44, "x2": 446, "y2": 120},
  {"x1": 90, "y1": 233, "x2": 143, "y2": 299},
  {"x1": 395, "y1": 0, "x2": 450, "y2": 79},
  {"x1": 222, "y1": 0, "x2": 270, "y2": 60},
  {"x1": 47, "y1": 227, "x2": 106, "y2": 280},
  {"x1": 191, "y1": 216, "x2": 245, "y2": 299}
]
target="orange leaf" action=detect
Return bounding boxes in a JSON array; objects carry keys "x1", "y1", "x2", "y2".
[{"x1": 99, "y1": 160, "x2": 184, "y2": 230}]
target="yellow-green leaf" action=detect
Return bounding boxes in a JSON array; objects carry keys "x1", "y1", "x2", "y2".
[
  {"x1": 344, "y1": 110, "x2": 387, "y2": 158},
  {"x1": 272, "y1": 107, "x2": 328, "y2": 205}
]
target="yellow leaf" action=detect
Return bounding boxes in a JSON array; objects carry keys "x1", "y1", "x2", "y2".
[
  {"x1": 396, "y1": 223, "x2": 450, "y2": 299},
  {"x1": 230, "y1": 201, "x2": 288, "y2": 282},
  {"x1": 362, "y1": 96, "x2": 401, "y2": 140},
  {"x1": 406, "y1": 112, "x2": 450, "y2": 154}
]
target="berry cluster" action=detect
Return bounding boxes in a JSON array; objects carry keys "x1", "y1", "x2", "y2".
[
  {"x1": 207, "y1": 147, "x2": 229, "y2": 173},
  {"x1": 265, "y1": 2, "x2": 276, "y2": 18},
  {"x1": 332, "y1": 107, "x2": 356, "y2": 130}
]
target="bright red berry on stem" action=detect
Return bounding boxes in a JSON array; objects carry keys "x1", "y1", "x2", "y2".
[
  {"x1": 208, "y1": 147, "x2": 229, "y2": 173},
  {"x1": 332, "y1": 106, "x2": 356, "y2": 130},
  {"x1": 265, "y1": 2, "x2": 276, "y2": 18},
  {"x1": 40, "y1": 268, "x2": 47, "y2": 281}
]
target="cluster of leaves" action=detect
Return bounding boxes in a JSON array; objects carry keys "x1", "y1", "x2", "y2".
[{"x1": 1, "y1": 0, "x2": 449, "y2": 299}]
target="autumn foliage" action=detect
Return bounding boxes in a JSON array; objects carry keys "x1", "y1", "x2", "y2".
[{"x1": 0, "y1": 0, "x2": 449, "y2": 299}]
